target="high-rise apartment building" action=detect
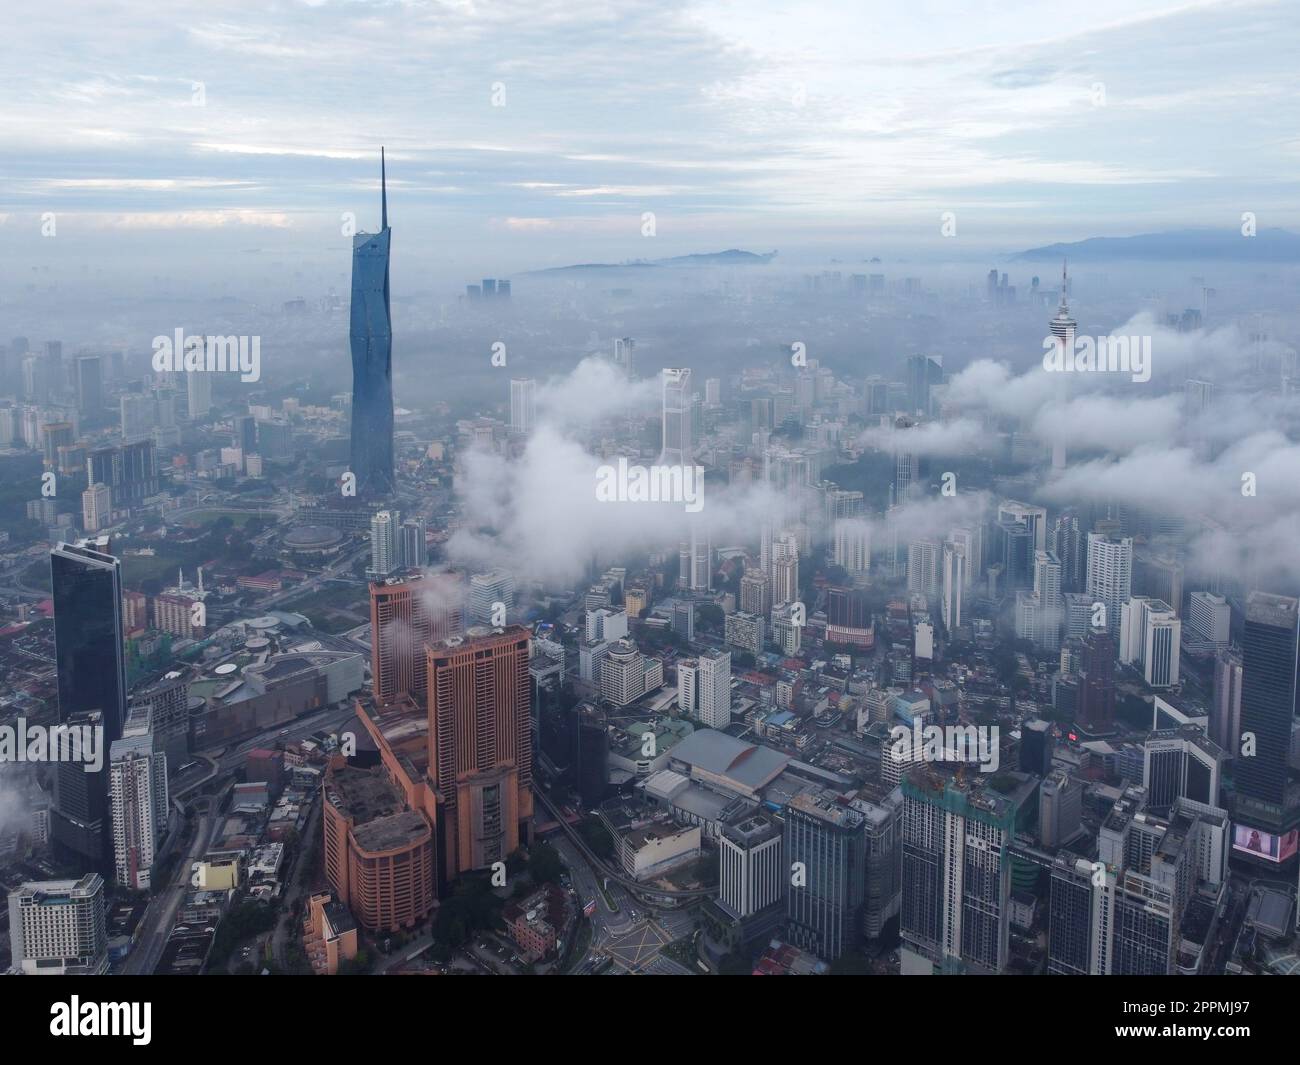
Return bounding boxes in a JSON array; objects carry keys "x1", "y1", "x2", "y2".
[
  {"x1": 366, "y1": 509, "x2": 401, "y2": 579},
  {"x1": 833, "y1": 518, "x2": 870, "y2": 576},
  {"x1": 109, "y1": 725, "x2": 169, "y2": 890},
  {"x1": 740, "y1": 570, "x2": 771, "y2": 616},
  {"x1": 509, "y1": 378, "x2": 536, "y2": 433},
  {"x1": 87, "y1": 439, "x2": 158, "y2": 510},
  {"x1": 899, "y1": 768, "x2": 1032, "y2": 974},
  {"x1": 724, "y1": 611, "x2": 765, "y2": 657},
  {"x1": 426, "y1": 626, "x2": 534, "y2": 883},
  {"x1": 1086, "y1": 533, "x2": 1133, "y2": 635},
  {"x1": 906, "y1": 539, "x2": 941, "y2": 599},
  {"x1": 369, "y1": 573, "x2": 464, "y2": 704}
]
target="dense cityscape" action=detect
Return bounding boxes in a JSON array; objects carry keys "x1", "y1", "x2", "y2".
[{"x1": 0, "y1": 5, "x2": 1297, "y2": 1033}]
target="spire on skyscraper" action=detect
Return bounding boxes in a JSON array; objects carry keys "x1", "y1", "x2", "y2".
[{"x1": 381, "y1": 146, "x2": 388, "y2": 231}]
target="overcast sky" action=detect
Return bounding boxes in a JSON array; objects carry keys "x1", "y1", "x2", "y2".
[{"x1": 3, "y1": 0, "x2": 1298, "y2": 270}]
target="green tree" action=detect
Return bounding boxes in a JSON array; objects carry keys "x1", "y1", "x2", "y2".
[{"x1": 527, "y1": 842, "x2": 564, "y2": 885}]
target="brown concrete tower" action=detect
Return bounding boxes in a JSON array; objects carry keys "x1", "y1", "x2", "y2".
[
  {"x1": 426, "y1": 625, "x2": 533, "y2": 882},
  {"x1": 369, "y1": 573, "x2": 463, "y2": 704}
]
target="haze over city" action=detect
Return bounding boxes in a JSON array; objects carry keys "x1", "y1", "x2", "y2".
[{"x1": 0, "y1": 0, "x2": 1298, "y2": 1024}]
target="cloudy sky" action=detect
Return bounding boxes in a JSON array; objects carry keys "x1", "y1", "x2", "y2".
[{"x1": 3, "y1": 0, "x2": 1297, "y2": 270}]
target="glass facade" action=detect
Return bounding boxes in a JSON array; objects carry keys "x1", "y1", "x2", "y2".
[{"x1": 349, "y1": 150, "x2": 395, "y2": 498}]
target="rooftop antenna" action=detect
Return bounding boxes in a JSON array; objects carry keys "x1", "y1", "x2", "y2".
[{"x1": 381, "y1": 146, "x2": 388, "y2": 231}]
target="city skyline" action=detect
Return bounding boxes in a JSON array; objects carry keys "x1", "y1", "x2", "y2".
[{"x1": 2, "y1": 1, "x2": 1300, "y2": 1011}]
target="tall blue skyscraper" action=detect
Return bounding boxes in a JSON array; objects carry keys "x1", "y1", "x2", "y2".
[{"x1": 349, "y1": 149, "x2": 395, "y2": 498}]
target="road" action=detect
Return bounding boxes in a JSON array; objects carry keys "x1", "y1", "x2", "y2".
[
  {"x1": 253, "y1": 545, "x2": 370, "y2": 610},
  {"x1": 532, "y1": 787, "x2": 714, "y2": 902},
  {"x1": 121, "y1": 794, "x2": 221, "y2": 975},
  {"x1": 269, "y1": 794, "x2": 322, "y2": 969}
]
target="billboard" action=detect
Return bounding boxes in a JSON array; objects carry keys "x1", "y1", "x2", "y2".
[{"x1": 1232, "y1": 824, "x2": 1299, "y2": 863}]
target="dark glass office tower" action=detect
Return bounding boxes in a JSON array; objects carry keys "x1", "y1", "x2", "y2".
[
  {"x1": 50, "y1": 539, "x2": 128, "y2": 876},
  {"x1": 784, "y1": 788, "x2": 866, "y2": 962},
  {"x1": 1235, "y1": 592, "x2": 1299, "y2": 823},
  {"x1": 348, "y1": 149, "x2": 395, "y2": 498}
]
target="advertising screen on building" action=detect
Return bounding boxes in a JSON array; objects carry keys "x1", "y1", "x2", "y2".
[{"x1": 1232, "y1": 824, "x2": 1299, "y2": 863}]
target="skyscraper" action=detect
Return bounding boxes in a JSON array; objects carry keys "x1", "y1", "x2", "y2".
[
  {"x1": 369, "y1": 573, "x2": 463, "y2": 705},
  {"x1": 50, "y1": 538, "x2": 128, "y2": 876},
  {"x1": 399, "y1": 516, "x2": 426, "y2": 570},
  {"x1": 366, "y1": 509, "x2": 401, "y2": 579},
  {"x1": 1049, "y1": 788, "x2": 1226, "y2": 975},
  {"x1": 186, "y1": 369, "x2": 212, "y2": 420},
  {"x1": 660, "y1": 368, "x2": 692, "y2": 464},
  {"x1": 941, "y1": 541, "x2": 966, "y2": 630},
  {"x1": 467, "y1": 569, "x2": 514, "y2": 625},
  {"x1": 891, "y1": 415, "x2": 921, "y2": 503},
  {"x1": 614, "y1": 337, "x2": 635, "y2": 376},
  {"x1": 905, "y1": 353, "x2": 943, "y2": 417},
  {"x1": 349, "y1": 149, "x2": 395, "y2": 497},
  {"x1": 907, "y1": 539, "x2": 941, "y2": 599},
  {"x1": 1233, "y1": 592, "x2": 1300, "y2": 851},
  {"x1": 1076, "y1": 625, "x2": 1117, "y2": 735},
  {"x1": 109, "y1": 723, "x2": 169, "y2": 891},
  {"x1": 688, "y1": 524, "x2": 712, "y2": 592},
  {"x1": 509, "y1": 378, "x2": 536, "y2": 433},
  {"x1": 719, "y1": 813, "x2": 783, "y2": 919},
  {"x1": 696, "y1": 649, "x2": 732, "y2": 729},
  {"x1": 426, "y1": 626, "x2": 534, "y2": 884},
  {"x1": 1086, "y1": 532, "x2": 1132, "y2": 635},
  {"x1": 1015, "y1": 549, "x2": 1063, "y2": 652},
  {"x1": 75, "y1": 354, "x2": 103, "y2": 418},
  {"x1": 1211, "y1": 646, "x2": 1244, "y2": 754},
  {"x1": 1050, "y1": 513, "x2": 1084, "y2": 592},
  {"x1": 784, "y1": 788, "x2": 867, "y2": 962},
  {"x1": 833, "y1": 518, "x2": 870, "y2": 576},
  {"x1": 1118, "y1": 597, "x2": 1181, "y2": 688},
  {"x1": 88, "y1": 439, "x2": 158, "y2": 510},
  {"x1": 900, "y1": 768, "x2": 1031, "y2": 974}
]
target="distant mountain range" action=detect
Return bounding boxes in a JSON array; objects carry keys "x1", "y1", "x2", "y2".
[
  {"x1": 526, "y1": 249, "x2": 777, "y2": 275},
  {"x1": 1016, "y1": 227, "x2": 1300, "y2": 262}
]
